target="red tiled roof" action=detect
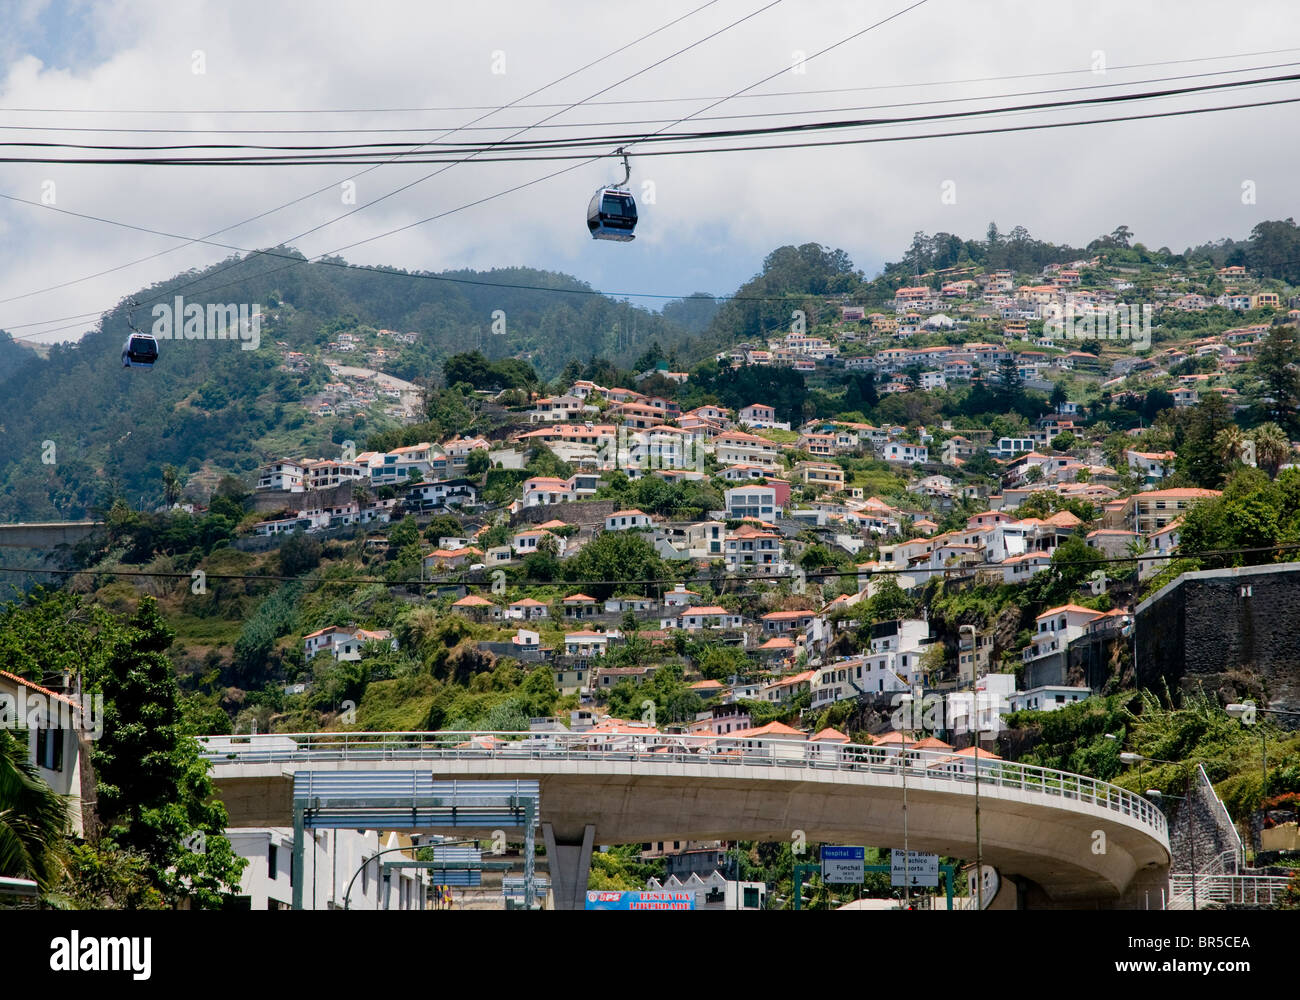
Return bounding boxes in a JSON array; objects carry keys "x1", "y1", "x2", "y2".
[
  {"x1": 0, "y1": 669, "x2": 80, "y2": 708},
  {"x1": 726, "y1": 721, "x2": 807, "y2": 739}
]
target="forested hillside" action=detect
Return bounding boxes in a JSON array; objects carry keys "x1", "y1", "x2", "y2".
[{"x1": 0, "y1": 248, "x2": 696, "y2": 521}]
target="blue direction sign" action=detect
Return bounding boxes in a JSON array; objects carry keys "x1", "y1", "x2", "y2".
[{"x1": 820, "y1": 845, "x2": 866, "y2": 884}]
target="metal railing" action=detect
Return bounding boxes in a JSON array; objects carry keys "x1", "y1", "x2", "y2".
[
  {"x1": 1168, "y1": 872, "x2": 1292, "y2": 908},
  {"x1": 200, "y1": 730, "x2": 1168, "y2": 840},
  {"x1": 1197, "y1": 763, "x2": 1245, "y2": 869}
]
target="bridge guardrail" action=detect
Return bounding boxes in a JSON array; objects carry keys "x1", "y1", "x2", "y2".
[{"x1": 199, "y1": 730, "x2": 1168, "y2": 840}]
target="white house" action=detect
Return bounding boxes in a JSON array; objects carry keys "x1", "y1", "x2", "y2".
[
  {"x1": 521, "y1": 476, "x2": 576, "y2": 507},
  {"x1": 1139, "y1": 520, "x2": 1181, "y2": 580},
  {"x1": 712, "y1": 431, "x2": 781, "y2": 471},
  {"x1": 663, "y1": 584, "x2": 702, "y2": 608},
  {"x1": 989, "y1": 437, "x2": 1036, "y2": 458},
  {"x1": 738, "y1": 403, "x2": 778, "y2": 428},
  {"x1": 506, "y1": 598, "x2": 550, "y2": 621},
  {"x1": 660, "y1": 605, "x2": 745, "y2": 631},
  {"x1": 564, "y1": 630, "x2": 617, "y2": 658},
  {"x1": 1126, "y1": 449, "x2": 1177, "y2": 486},
  {"x1": 257, "y1": 460, "x2": 306, "y2": 492},
  {"x1": 605, "y1": 509, "x2": 654, "y2": 532},
  {"x1": 303, "y1": 626, "x2": 397, "y2": 661},
  {"x1": 224, "y1": 827, "x2": 428, "y2": 910},
  {"x1": 880, "y1": 442, "x2": 928, "y2": 464},
  {"x1": 724, "y1": 486, "x2": 777, "y2": 520},
  {"x1": 0, "y1": 671, "x2": 87, "y2": 837},
  {"x1": 1008, "y1": 685, "x2": 1092, "y2": 713},
  {"x1": 723, "y1": 524, "x2": 787, "y2": 573},
  {"x1": 512, "y1": 528, "x2": 565, "y2": 557},
  {"x1": 1022, "y1": 605, "x2": 1100, "y2": 664}
]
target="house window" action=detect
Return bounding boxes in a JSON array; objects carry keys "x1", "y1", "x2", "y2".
[
  {"x1": 36, "y1": 728, "x2": 63, "y2": 772},
  {"x1": 268, "y1": 843, "x2": 278, "y2": 880}
]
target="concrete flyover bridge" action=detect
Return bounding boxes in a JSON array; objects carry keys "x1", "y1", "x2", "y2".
[
  {"x1": 202, "y1": 730, "x2": 1170, "y2": 910},
  {"x1": 0, "y1": 521, "x2": 102, "y2": 549}
]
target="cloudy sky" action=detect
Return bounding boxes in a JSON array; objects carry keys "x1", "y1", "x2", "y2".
[{"x1": 2, "y1": 0, "x2": 1298, "y2": 345}]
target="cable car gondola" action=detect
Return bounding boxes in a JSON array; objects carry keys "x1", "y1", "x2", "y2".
[
  {"x1": 122, "y1": 332, "x2": 158, "y2": 368},
  {"x1": 587, "y1": 149, "x2": 637, "y2": 242},
  {"x1": 121, "y1": 299, "x2": 158, "y2": 368}
]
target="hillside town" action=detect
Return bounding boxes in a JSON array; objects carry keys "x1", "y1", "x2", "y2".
[{"x1": 225, "y1": 247, "x2": 1298, "y2": 754}]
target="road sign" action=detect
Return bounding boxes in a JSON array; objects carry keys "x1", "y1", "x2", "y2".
[
  {"x1": 890, "y1": 850, "x2": 939, "y2": 888},
  {"x1": 820, "y1": 845, "x2": 866, "y2": 884}
]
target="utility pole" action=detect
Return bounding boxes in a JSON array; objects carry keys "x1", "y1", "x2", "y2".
[{"x1": 898, "y1": 691, "x2": 913, "y2": 910}]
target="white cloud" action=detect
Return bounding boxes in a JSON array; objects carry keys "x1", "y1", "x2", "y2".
[{"x1": 2, "y1": 0, "x2": 1298, "y2": 343}]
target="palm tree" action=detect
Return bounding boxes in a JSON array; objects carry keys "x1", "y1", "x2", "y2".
[
  {"x1": 1250, "y1": 422, "x2": 1291, "y2": 478},
  {"x1": 1215, "y1": 425, "x2": 1247, "y2": 468},
  {"x1": 0, "y1": 729, "x2": 68, "y2": 892},
  {"x1": 161, "y1": 464, "x2": 183, "y2": 508}
]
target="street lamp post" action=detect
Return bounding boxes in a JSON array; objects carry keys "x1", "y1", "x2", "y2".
[
  {"x1": 897, "y1": 692, "x2": 912, "y2": 910},
  {"x1": 342, "y1": 836, "x2": 478, "y2": 910},
  {"x1": 973, "y1": 712, "x2": 983, "y2": 912},
  {"x1": 959, "y1": 625, "x2": 984, "y2": 912}
]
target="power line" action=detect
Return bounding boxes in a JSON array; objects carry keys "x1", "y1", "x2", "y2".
[
  {"x1": 5, "y1": 70, "x2": 1296, "y2": 165},
  {"x1": 0, "y1": 0, "x2": 730, "y2": 319},
  {"x1": 3, "y1": 0, "x2": 927, "y2": 341},
  {"x1": 7, "y1": 43, "x2": 1297, "y2": 114},
  {"x1": 11, "y1": 0, "x2": 782, "y2": 333},
  {"x1": 5, "y1": 82, "x2": 1296, "y2": 340},
  {"x1": 11, "y1": 59, "x2": 1297, "y2": 139}
]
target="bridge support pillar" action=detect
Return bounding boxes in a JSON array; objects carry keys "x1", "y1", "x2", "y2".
[{"x1": 543, "y1": 823, "x2": 595, "y2": 911}]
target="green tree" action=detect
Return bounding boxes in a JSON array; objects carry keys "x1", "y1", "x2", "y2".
[
  {"x1": 862, "y1": 576, "x2": 917, "y2": 624},
  {"x1": 993, "y1": 358, "x2": 1024, "y2": 409},
  {"x1": 1251, "y1": 422, "x2": 1292, "y2": 478},
  {"x1": 388, "y1": 515, "x2": 421, "y2": 550},
  {"x1": 563, "y1": 531, "x2": 666, "y2": 599},
  {"x1": 466, "y1": 448, "x2": 491, "y2": 476},
  {"x1": 87, "y1": 598, "x2": 247, "y2": 907},
  {"x1": 1179, "y1": 393, "x2": 1235, "y2": 488},
  {"x1": 279, "y1": 531, "x2": 322, "y2": 576},
  {"x1": 1178, "y1": 467, "x2": 1300, "y2": 565},
  {"x1": 1251, "y1": 325, "x2": 1300, "y2": 435},
  {"x1": 161, "y1": 464, "x2": 184, "y2": 508}
]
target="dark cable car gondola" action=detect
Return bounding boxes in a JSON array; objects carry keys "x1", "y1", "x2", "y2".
[
  {"x1": 587, "y1": 149, "x2": 637, "y2": 242},
  {"x1": 121, "y1": 299, "x2": 158, "y2": 368}
]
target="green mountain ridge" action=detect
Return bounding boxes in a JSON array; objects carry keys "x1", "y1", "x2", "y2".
[{"x1": 0, "y1": 247, "x2": 699, "y2": 521}]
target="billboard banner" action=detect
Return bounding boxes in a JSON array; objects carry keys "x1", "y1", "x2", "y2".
[{"x1": 584, "y1": 890, "x2": 696, "y2": 910}]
